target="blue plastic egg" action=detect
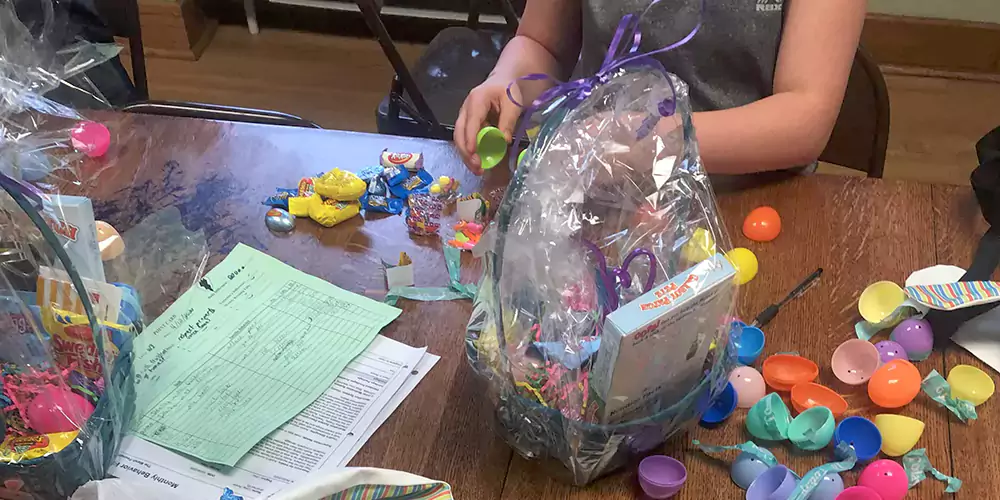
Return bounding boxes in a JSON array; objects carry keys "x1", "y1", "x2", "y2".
[{"x1": 731, "y1": 451, "x2": 771, "y2": 490}]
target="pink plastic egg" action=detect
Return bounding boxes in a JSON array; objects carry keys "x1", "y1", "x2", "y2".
[
  {"x1": 25, "y1": 386, "x2": 95, "y2": 434},
  {"x1": 831, "y1": 339, "x2": 881, "y2": 385},
  {"x1": 835, "y1": 486, "x2": 882, "y2": 500},
  {"x1": 857, "y1": 459, "x2": 908, "y2": 500},
  {"x1": 729, "y1": 366, "x2": 766, "y2": 409},
  {"x1": 70, "y1": 121, "x2": 111, "y2": 158}
]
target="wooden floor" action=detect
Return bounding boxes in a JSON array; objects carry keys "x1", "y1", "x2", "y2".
[{"x1": 143, "y1": 25, "x2": 1000, "y2": 186}]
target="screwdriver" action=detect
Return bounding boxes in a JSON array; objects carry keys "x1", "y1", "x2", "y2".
[{"x1": 751, "y1": 268, "x2": 824, "y2": 328}]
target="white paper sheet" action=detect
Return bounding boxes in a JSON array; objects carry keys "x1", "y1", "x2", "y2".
[
  {"x1": 111, "y1": 336, "x2": 430, "y2": 498},
  {"x1": 953, "y1": 306, "x2": 1000, "y2": 373}
]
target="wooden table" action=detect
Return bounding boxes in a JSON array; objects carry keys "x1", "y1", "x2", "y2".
[{"x1": 78, "y1": 113, "x2": 993, "y2": 499}]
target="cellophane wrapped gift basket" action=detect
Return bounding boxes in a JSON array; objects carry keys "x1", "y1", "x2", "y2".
[
  {"x1": 464, "y1": 12, "x2": 740, "y2": 485},
  {"x1": 0, "y1": 4, "x2": 208, "y2": 497}
]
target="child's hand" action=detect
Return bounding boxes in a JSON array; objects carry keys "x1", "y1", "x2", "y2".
[{"x1": 455, "y1": 77, "x2": 524, "y2": 175}]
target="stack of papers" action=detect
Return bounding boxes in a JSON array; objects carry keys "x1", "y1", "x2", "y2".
[
  {"x1": 112, "y1": 244, "x2": 437, "y2": 498},
  {"x1": 112, "y1": 336, "x2": 438, "y2": 498}
]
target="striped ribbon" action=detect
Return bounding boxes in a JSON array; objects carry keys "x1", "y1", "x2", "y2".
[{"x1": 905, "y1": 281, "x2": 1000, "y2": 310}]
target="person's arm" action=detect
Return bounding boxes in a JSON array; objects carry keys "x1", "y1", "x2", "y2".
[
  {"x1": 455, "y1": 0, "x2": 581, "y2": 171},
  {"x1": 689, "y1": 0, "x2": 867, "y2": 174}
]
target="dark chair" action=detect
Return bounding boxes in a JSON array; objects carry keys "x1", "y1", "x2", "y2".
[
  {"x1": 819, "y1": 48, "x2": 890, "y2": 178},
  {"x1": 358, "y1": 0, "x2": 519, "y2": 140},
  {"x1": 93, "y1": 0, "x2": 321, "y2": 128}
]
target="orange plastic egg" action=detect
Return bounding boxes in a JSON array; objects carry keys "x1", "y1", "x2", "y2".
[
  {"x1": 868, "y1": 359, "x2": 922, "y2": 409},
  {"x1": 762, "y1": 354, "x2": 819, "y2": 391},
  {"x1": 743, "y1": 206, "x2": 782, "y2": 242},
  {"x1": 790, "y1": 382, "x2": 849, "y2": 418}
]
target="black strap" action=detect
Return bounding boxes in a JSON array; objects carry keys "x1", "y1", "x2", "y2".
[{"x1": 929, "y1": 125, "x2": 1000, "y2": 347}]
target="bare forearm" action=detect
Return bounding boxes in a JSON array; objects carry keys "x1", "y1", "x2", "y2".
[
  {"x1": 488, "y1": 36, "x2": 566, "y2": 102},
  {"x1": 691, "y1": 92, "x2": 837, "y2": 174}
]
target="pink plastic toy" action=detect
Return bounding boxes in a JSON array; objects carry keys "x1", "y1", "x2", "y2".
[
  {"x1": 24, "y1": 385, "x2": 95, "y2": 433},
  {"x1": 70, "y1": 121, "x2": 111, "y2": 158},
  {"x1": 831, "y1": 339, "x2": 881, "y2": 385},
  {"x1": 728, "y1": 366, "x2": 766, "y2": 409},
  {"x1": 857, "y1": 459, "x2": 908, "y2": 500},
  {"x1": 835, "y1": 486, "x2": 882, "y2": 500}
]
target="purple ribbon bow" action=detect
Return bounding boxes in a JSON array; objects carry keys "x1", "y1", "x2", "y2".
[
  {"x1": 582, "y1": 239, "x2": 658, "y2": 315},
  {"x1": 505, "y1": 0, "x2": 704, "y2": 169}
]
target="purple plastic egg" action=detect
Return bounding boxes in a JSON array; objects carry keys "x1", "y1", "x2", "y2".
[
  {"x1": 889, "y1": 318, "x2": 934, "y2": 360},
  {"x1": 874, "y1": 340, "x2": 909, "y2": 364}
]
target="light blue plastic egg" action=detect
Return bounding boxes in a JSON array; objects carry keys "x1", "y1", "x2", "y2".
[
  {"x1": 731, "y1": 451, "x2": 771, "y2": 490},
  {"x1": 808, "y1": 472, "x2": 845, "y2": 500}
]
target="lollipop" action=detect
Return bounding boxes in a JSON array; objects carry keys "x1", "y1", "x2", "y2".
[
  {"x1": 729, "y1": 367, "x2": 766, "y2": 408},
  {"x1": 857, "y1": 460, "x2": 907, "y2": 500},
  {"x1": 831, "y1": 339, "x2": 881, "y2": 385}
]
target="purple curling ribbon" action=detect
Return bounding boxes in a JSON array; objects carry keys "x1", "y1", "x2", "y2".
[
  {"x1": 582, "y1": 239, "x2": 657, "y2": 314},
  {"x1": 505, "y1": 0, "x2": 703, "y2": 172}
]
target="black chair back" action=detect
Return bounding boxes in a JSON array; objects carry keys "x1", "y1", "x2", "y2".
[{"x1": 92, "y1": 0, "x2": 149, "y2": 100}]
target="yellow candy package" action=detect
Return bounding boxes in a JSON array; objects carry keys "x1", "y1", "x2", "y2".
[
  {"x1": 0, "y1": 432, "x2": 79, "y2": 463},
  {"x1": 41, "y1": 307, "x2": 130, "y2": 378}
]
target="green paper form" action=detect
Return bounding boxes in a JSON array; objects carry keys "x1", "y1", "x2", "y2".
[{"x1": 131, "y1": 243, "x2": 401, "y2": 466}]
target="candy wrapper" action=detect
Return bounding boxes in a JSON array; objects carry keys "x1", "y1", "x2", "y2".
[
  {"x1": 0, "y1": 3, "x2": 209, "y2": 496},
  {"x1": 464, "y1": 9, "x2": 737, "y2": 485}
]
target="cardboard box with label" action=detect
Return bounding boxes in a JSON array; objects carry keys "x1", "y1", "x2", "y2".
[
  {"x1": 591, "y1": 255, "x2": 736, "y2": 423},
  {"x1": 41, "y1": 195, "x2": 105, "y2": 283}
]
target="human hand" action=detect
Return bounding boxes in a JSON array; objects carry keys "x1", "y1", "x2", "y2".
[{"x1": 454, "y1": 76, "x2": 524, "y2": 175}]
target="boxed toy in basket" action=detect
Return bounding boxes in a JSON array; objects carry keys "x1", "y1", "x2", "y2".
[
  {"x1": 0, "y1": 4, "x2": 209, "y2": 497},
  {"x1": 464, "y1": 11, "x2": 740, "y2": 485}
]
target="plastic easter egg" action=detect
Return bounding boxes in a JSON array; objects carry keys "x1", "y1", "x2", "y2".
[
  {"x1": 746, "y1": 465, "x2": 798, "y2": 500},
  {"x1": 889, "y1": 318, "x2": 934, "y2": 360},
  {"x1": 743, "y1": 206, "x2": 782, "y2": 242},
  {"x1": 874, "y1": 340, "x2": 908, "y2": 364},
  {"x1": 476, "y1": 126, "x2": 507, "y2": 170},
  {"x1": 726, "y1": 248, "x2": 759, "y2": 285},
  {"x1": 790, "y1": 382, "x2": 848, "y2": 419},
  {"x1": 638, "y1": 455, "x2": 687, "y2": 499},
  {"x1": 831, "y1": 339, "x2": 881, "y2": 385},
  {"x1": 868, "y1": 359, "x2": 921, "y2": 409},
  {"x1": 737, "y1": 326, "x2": 766, "y2": 365},
  {"x1": 835, "y1": 486, "x2": 882, "y2": 500},
  {"x1": 746, "y1": 393, "x2": 792, "y2": 441},
  {"x1": 700, "y1": 382, "x2": 738, "y2": 427},
  {"x1": 681, "y1": 227, "x2": 717, "y2": 264},
  {"x1": 947, "y1": 364, "x2": 996, "y2": 406},
  {"x1": 809, "y1": 473, "x2": 845, "y2": 500},
  {"x1": 833, "y1": 416, "x2": 882, "y2": 462},
  {"x1": 787, "y1": 406, "x2": 835, "y2": 451},
  {"x1": 762, "y1": 354, "x2": 819, "y2": 391},
  {"x1": 70, "y1": 121, "x2": 111, "y2": 158},
  {"x1": 857, "y1": 459, "x2": 907, "y2": 500},
  {"x1": 25, "y1": 386, "x2": 95, "y2": 434},
  {"x1": 731, "y1": 452, "x2": 772, "y2": 490},
  {"x1": 874, "y1": 414, "x2": 923, "y2": 458},
  {"x1": 729, "y1": 367, "x2": 767, "y2": 408},
  {"x1": 858, "y1": 281, "x2": 905, "y2": 324}
]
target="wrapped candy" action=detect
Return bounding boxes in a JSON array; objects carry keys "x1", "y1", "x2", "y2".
[{"x1": 464, "y1": 9, "x2": 738, "y2": 485}]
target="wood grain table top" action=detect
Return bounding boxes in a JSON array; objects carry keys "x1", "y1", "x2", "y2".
[{"x1": 76, "y1": 113, "x2": 991, "y2": 499}]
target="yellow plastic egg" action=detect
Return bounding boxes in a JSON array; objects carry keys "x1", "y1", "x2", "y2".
[
  {"x1": 948, "y1": 364, "x2": 996, "y2": 406},
  {"x1": 681, "y1": 228, "x2": 716, "y2": 264},
  {"x1": 439, "y1": 176, "x2": 452, "y2": 187},
  {"x1": 430, "y1": 184, "x2": 442, "y2": 195},
  {"x1": 726, "y1": 248, "x2": 758, "y2": 285}
]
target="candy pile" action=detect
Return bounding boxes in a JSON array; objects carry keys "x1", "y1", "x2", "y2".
[
  {"x1": 405, "y1": 194, "x2": 443, "y2": 236},
  {"x1": 359, "y1": 151, "x2": 434, "y2": 217},
  {"x1": 262, "y1": 168, "x2": 367, "y2": 229}
]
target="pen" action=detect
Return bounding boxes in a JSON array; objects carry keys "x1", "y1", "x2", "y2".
[{"x1": 751, "y1": 267, "x2": 824, "y2": 328}]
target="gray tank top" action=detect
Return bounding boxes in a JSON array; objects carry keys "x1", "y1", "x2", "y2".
[{"x1": 579, "y1": 0, "x2": 785, "y2": 112}]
